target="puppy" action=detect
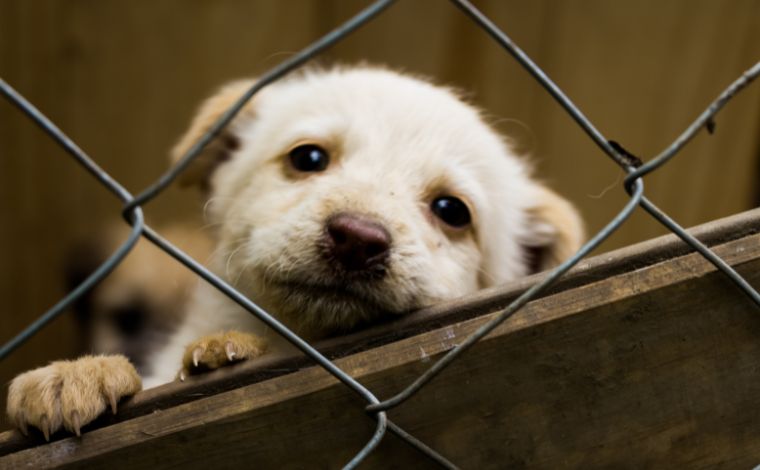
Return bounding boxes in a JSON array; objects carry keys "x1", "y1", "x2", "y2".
[
  {"x1": 6, "y1": 66, "x2": 583, "y2": 439},
  {"x1": 65, "y1": 222, "x2": 212, "y2": 375}
]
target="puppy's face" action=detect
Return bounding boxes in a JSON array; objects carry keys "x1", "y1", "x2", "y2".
[
  {"x1": 174, "y1": 67, "x2": 583, "y2": 337},
  {"x1": 65, "y1": 224, "x2": 212, "y2": 372}
]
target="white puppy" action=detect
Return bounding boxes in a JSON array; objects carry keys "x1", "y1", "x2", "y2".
[{"x1": 7, "y1": 66, "x2": 583, "y2": 438}]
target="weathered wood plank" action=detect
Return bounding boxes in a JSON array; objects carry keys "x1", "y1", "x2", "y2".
[{"x1": 2, "y1": 208, "x2": 760, "y2": 468}]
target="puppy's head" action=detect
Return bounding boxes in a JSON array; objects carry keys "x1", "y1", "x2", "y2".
[
  {"x1": 173, "y1": 67, "x2": 583, "y2": 337},
  {"x1": 65, "y1": 223, "x2": 212, "y2": 373}
]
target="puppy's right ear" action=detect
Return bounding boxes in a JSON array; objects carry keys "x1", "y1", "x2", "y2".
[{"x1": 171, "y1": 80, "x2": 257, "y2": 191}]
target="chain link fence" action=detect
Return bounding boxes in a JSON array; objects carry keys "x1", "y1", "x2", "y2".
[{"x1": 1, "y1": 0, "x2": 759, "y2": 468}]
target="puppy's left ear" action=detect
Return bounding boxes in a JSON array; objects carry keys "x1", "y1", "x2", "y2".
[
  {"x1": 171, "y1": 79, "x2": 257, "y2": 191},
  {"x1": 521, "y1": 185, "x2": 585, "y2": 274}
]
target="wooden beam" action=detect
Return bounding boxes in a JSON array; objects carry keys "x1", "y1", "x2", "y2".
[{"x1": 2, "y1": 208, "x2": 760, "y2": 468}]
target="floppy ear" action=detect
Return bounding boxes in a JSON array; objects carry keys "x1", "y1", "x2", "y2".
[
  {"x1": 522, "y1": 185, "x2": 585, "y2": 273},
  {"x1": 171, "y1": 79, "x2": 257, "y2": 190}
]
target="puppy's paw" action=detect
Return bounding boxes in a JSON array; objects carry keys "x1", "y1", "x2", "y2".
[
  {"x1": 179, "y1": 331, "x2": 267, "y2": 380},
  {"x1": 6, "y1": 355, "x2": 141, "y2": 440}
]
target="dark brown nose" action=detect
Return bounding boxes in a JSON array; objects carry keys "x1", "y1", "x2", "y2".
[{"x1": 325, "y1": 213, "x2": 391, "y2": 271}]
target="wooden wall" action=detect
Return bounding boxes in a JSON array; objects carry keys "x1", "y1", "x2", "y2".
[{"x1": 0, "y1": 0, "x2": 759, "y2": 427}]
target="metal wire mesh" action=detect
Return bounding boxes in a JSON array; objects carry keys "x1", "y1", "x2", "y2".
[{"x1": 1, "y1": 0, "x2": 759, "y2": 468}]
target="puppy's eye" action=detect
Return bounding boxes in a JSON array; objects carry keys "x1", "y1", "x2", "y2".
[
  {"x1": 288, "y1": 144, "x2": 329, "y2": 172},
  {"x1": 431, "y1": 196, "x2": 471, "y2": 228}
]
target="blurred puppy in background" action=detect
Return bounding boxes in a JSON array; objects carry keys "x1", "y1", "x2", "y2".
[
  {"x1": 64, "y1": 223, "x2": 212, "y2": 376},
  {"x1": 7, "y1": 66, "x2": 584, "y2": 439}
]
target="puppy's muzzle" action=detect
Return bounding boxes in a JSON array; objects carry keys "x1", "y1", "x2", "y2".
[{"x1": 324, "y1": 212, "x2": 391, "y2": 273}]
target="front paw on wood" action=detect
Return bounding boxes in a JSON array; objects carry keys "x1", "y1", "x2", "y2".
[
  {"x1": 179, "y1": 330, "x2": 267, "y2": 381},
  {"x1": 6, "y1": 355, "x2": 141, "y2": 440}
]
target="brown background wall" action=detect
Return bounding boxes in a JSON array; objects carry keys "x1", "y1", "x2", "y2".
[{"x1": 1, "y1": 0, "x2": 759, "y2": 425}]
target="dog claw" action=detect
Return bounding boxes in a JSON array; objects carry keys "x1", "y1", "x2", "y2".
[
  {"x1": 40, "y1": 415, "x2": 50, "y2": 442},
  {"x1": 192, "y1": 347, "x2": 203, "y2": 367},
  {"x1": 225, "y1": 342, "x2": 236, "y2": 362},
  {"x1": 71, "y1": 411, "x2": 81, "y2": 437},
  {"x1": 108, "y1": 392, "x2": 118, "y2": 414}
]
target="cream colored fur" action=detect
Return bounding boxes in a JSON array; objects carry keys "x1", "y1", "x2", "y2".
[
  {"x1": 7, "y1": 66, "x2": 584, "y2": 437},
  {"x1": 71, "y1": 223, "x2": 212, "y2": 372}
]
